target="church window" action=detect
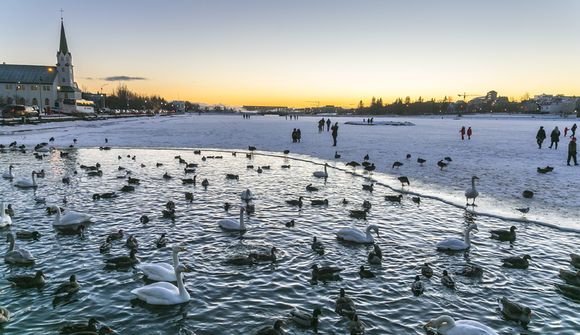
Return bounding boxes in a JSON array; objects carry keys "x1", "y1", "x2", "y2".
[
  {"x1": 5, "y1": 84, "x2": 12, "y2": 90},
  {"x1": 43, "y1": 86, "x2": 51, "y2": 91},
  {"x1": 31, "y1": 85, "x2": 38, "y2": 91},
  {"x1": 16, "y1": 85, "x2": 24, "y2": 91}
]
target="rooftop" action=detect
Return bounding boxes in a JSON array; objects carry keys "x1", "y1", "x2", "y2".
[{"x1": 0, "y1": 64, "x2": 58, "y2": 84}]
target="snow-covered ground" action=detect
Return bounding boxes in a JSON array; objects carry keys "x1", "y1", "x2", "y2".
[{"x1": 1, "y1": 113, "x2": 578, "y2": 231}]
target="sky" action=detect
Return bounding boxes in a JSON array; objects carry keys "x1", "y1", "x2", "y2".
[{"x1": 1, "y1": 0, "x2": 579, "y2": 107}]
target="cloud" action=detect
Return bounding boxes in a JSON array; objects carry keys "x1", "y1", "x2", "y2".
[{"x1": 102, "y1": 76, "x2": 147, "y2": 81}]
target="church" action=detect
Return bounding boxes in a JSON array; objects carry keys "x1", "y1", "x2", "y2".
[{"x1": 0, "y1": 19, "x2": 82, "y2": 112}]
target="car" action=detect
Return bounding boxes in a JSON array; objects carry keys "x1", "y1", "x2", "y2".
[{"x1": 1, "y1": 105, "x2": 39, "y2": 118}]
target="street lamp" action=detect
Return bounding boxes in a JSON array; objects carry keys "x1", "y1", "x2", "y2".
[{"x1": 39, "y1": 76, "x2": 43, "y2": 116}]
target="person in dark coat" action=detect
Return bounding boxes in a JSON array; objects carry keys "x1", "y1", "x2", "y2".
[
  {"x1": 536, "y1": 126, "x2": 546, "y2": 149},
  {"x1": 331, "y1": 122, "x2": 339, "y2": 146},
  {"x1": 568, "y1": 137, "x2": 578, "y2": 166},
  {"x1": 571, "y1": 123, "x2": 577, "y2": 137},
  {"x1": 296, "y1": 129, "x2": 301, "y2": 143},
  {"x1": 467, "y1": 126, "x2": 473, "y2": 140},
  {"x1": 292, "y1": 128, "x2": 297, "y2": 143},
  {"x1": 549, "y1": 126, "x2": 561, "y2": 149},
  {"x1": 326, "y1": 118, "x2": 331, "y2": 131},
  {"x1": 459, "y1": 126, "x2": 466, "y2": 140},
  {"x1": 564, "y1": 126, "x2": 569, "y2": 137}
]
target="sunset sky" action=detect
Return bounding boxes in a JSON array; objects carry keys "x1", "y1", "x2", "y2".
[{"x1": 2, "y1": 0, "x2": 579, "y2": 107}]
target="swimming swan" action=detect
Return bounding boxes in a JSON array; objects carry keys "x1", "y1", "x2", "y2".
[
  {"x1": 14, "y1": 171, "x2": 37, "y2": 188},
  {"x1": 2, "y1": 165, "x2": 14, "y2": 180},
  {"x1": 52, "y1": 206, "x2": 91, "y2": 229},
  {"x1": 131, "y1": 263, "x2": 191, "y2": 305},
  {"x1": 5, "y1": 233, "x2": 35, "y2": 265},
  {"x1": 436, "y1": 224, "x2": 478, "y2": 251},
  {"x1": 336, "y1": 224, "x2": 379, "y2": 244},
  {"x1": 240, "y1": 189, "x2": 253, "y2": 203},
  {"x1": 313, "y1": 163, "x2": 328, "y2": 178},
  {"x1": 137, "y1": 246, "x2": 186, "y2": 282},
  {"x1": 0, "y1": 203, "x2": 12, "y2": 227},
  {"x1": 424, "y1": 315, "x2": 498, "y2": 335},
  {"x1": 217, "y1": 207, "x2": 246, "y2": 231}
]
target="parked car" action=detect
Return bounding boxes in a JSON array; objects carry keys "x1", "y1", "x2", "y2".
[{"x1": 1, "y1": 105, "x2": 39, "y2": 118}]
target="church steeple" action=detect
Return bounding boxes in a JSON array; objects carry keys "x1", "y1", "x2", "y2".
[{"x1": 59, "y1": 19, "x2": 69, "y2": 54}]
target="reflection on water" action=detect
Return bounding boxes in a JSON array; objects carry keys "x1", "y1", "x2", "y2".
[{"x1": 0, "y1": 148, "x2": 579, "y2": 334}]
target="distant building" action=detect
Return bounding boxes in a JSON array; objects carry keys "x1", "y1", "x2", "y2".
[
  {"x1": 533, "y1": 94, "x2": 578, "y2": 115},
  {"x1": 172, "y1": 101, "x2": 186, "y2": 112},
  {"x1": 0, "y1": 19, "x2": 81, "y2": 112}
]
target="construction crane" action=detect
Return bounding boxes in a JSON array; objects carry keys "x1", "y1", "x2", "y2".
[
  {"x1": 457, "y1": 92, "x2": 481, "y2": 101},
  {"x1": 306, "y1": 100, "x2": 320, "y2": 108}
]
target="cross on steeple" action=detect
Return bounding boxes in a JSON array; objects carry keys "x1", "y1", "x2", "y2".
[{"x1": 60, "y1": 8, "x2": 64, "y2": 21}]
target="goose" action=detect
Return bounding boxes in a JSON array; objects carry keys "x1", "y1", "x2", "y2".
[
  {"x1": 14, "y1": 171, "x2": 37, "y2": 188},
  {"x1": 570, "y1": 253, "x2": 580, "y2": 268},
  {"x1": 559, "y1": 269, "x2": 580, "y2": 286},
  {"x1": 421, "y1": 263, "x2": 433, "y2": 278},
  {"x1": 2, "y1": 165, "x2": 14, "y2": 179},
  {"x1": 286, "y1": 196, "x2": 303, "y2": 208},
  {"x1": 313, "y1": 163, "x2": 328, "y2": 178},
  {"x1": 490, "y1": 226, "x2": 516, "y2": 242},
  {"x1": 498, "y1": 297, "x2": 532, "y2": 326},
  {"x1": 455, "y1": 264, "x2": 483, "y2": 277},
  {"x1": 412, "y1": 275, "x2": 424, "y2": 295},
  {"x1": 55, "y1": 274, "x2": 80, "y2": 295},
  {"x1": 311, "y1": 264, "x2": 342, "y2": 282},
  {"x1": 359, "y1": 265, "x2": 375, "y2": 278},
  {"x1": 105, "y1": 249, "x2": 138, "y2": 268},
  {"x1": 385, "y1": 194, "x2": 403, "y2": 203},
  {"x1": 256, "y1": 320, "x2": 284, "y2": 335},
  {"x1": 305, "y1": 184, "x2": 318, "y2": 192},
  {"x1": 52, "y1": 206, "x2": 91, "y2": 229},
  {"x1": 291, "y1": 307, "x2": 321, "y2": 328},
  {"x1": 346, "y1": 161, "x2": 360, "y2": 168},
  {"x1": 335, "y1": 288, "x2": 356, "y2": 317},
  {"x1": 437, "y1": 160, "x2": 448, "y2": 170},
  {"x1": 502, "y1": 255, "x2": 532, "y2": 269},
  {"x1": 137, "y1": 246, "x2": 186, "y2": 282},
  {"x1": 16, "y1": 230, "x2": 41, "y2": 240},
  {"x1": 392, "y1": 161, "x2": 403, "y2": 168},
  {"x1": 311, "y1": 237, "x2": 324, "y2": 255},
  {"x1": 336, "y1": 224, "x2": 379, "y2": 244},
  {"x1": 424, "y1": 315, "x2": 498, "y2": 335},
  {"x1": 7, "y1": 270, "x2": 45, "y2": 288},
  {"x1": 436, "y1": 223, "x2": 478, "y2": 251},
  {"x1": 250, "y1": 247, "x2": 277, "y2": 262},
  {"x1": 417, "y1": 158, "x2": 426, "y2": 165},
  {"x1": 217, "y1": 207, "x2": 246, "y2": 231},
  {"x1": 0, "y1": 306, "x2": 9, "y2": 324},
  {"x1": 465, "y1": 176, "x2": 479, "y2": 206},
  {"x1": 99, "y1": 236, "x2": 113, "y2": 254},
  {"x1": 5, "y1": 233, "x2": 35, "y2": 265},
  {"x1": 441, "y1": 270, "x2": 455, "y2": 289},
  {"x1": 241, "y1": 189, "x2": 253, "y2": 203},
  {"x1": 126, "y1": 235, "x2": 139, "y2": 249},
  {"x1": 334, "y1": 151, "x2": 341, "y2": 159},
  {"x1": 156, "y1": 233, "x2": 168, "y2": 248},
  {"x1": 0, "y1": 203, "x2": 12, "y2": 227},
  {"x1": 60, "y1": 318, "x2": 99, "y2": 334},
  {"x1": 310, "y1": 199, "x2": 328, "y2": 206},
  {"x1": 398, "y1": 176, "x2": 410, "y2": 186}
]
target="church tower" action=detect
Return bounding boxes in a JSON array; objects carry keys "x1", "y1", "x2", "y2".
[{"x1": 56, "y1": 18, "x2": 80, "y2": 101}]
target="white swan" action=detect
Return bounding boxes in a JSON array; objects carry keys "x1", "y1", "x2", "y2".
[
  {"x1": 465, "y1": 176, "x2": 480, "y2": 206},
  {"x1": 425, "y1": 315, "x2": 498, "y2": 335},
  {"x1": 14, "y1": 171, "x2": 37, "y2": 188},
  {"x1": 2, "y1": 165, "x2": 14, "y2": 180},
  {"x1": 0, "y1": 203, "x2": 12, "y2": 227},
  {"x1": 5, "y1": 233, "x2": 35, "y2": 265},
  {"x1": 137, "y1": 246, "x2": 185, "y2": 282},
  {"x1": 241, "y1": 189, "x2": 253, "y2": 203},
  {"x1": 313, "y1": 163, "x2": 329, "y2": 178},
  {"x1": 336, "y1": 224, "x2": 379, "y2": 244},
  {"x1": 0, "y1": 306, "x2": 9, "y2": 324},
  {"x1": 217, "y1": 207, "x2": 246, "y2": 231},
  {"x1": 52, "y1": 206, "x2": 91, "y2": 229},
  {"x1": 436, "y1": 224, "x2": 478, "y2": 251},
  {"x1": 131, "y1": 263, "x2": 191, "y2": 305}
]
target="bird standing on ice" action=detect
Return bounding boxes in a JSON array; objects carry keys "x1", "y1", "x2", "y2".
[{"x1": 465, "y1": 176, "x2": 479, "y2": 206}]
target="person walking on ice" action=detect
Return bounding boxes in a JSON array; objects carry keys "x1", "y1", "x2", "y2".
[
  {"x1": 536, "y1": 126, "x2": 546, "y2": 149},
  {"x1": 460, "y1": 126, "x2": 466, "y2": 140},
  {"x1": 549, "y1": 126, "x2": 560, "y2": 149},
  {"x1": 568, "y1": 137, "x2": 578, "y2": 166},
  {"x1": 467, "y1": 126, "x2": 473, "y2": 140},
  {"x1": 331, "y1": 122, "x2": 339, "y2": 147}
]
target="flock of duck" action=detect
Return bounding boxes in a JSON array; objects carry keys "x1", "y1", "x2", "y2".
[{"x1": 0, "y1": 140, "x2": 579, "y2": 334}]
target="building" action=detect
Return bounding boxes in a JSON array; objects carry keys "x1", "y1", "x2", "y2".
[{"x1": 0, "y1": 19, "x2": 81, "y2": 112}]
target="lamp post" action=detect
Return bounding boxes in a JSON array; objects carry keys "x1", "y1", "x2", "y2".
[
  {"x1": 39, "y1": 76, "x2": 43, "y2": 116},
  {"x1": 100, "y1": 84, "x2": 108, "y2": 110}
]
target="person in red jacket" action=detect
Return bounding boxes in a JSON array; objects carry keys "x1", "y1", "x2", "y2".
[
  {"x1": 467, "y1": 127, "x2": 473, "y2": 140},
  {"x1": 459, "y1": 126, "x2": 466, "y2": 140}
]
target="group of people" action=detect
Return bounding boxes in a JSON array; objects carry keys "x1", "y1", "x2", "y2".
[
  {"x1": 459, "y1": 126, "x2": 473, "y2": 140},
  {"x1": 242, "y1": 114, "x2": 252, "y2": 119},
  {"x1": 284, "y1": 114, "x2": 299, "y2": 120},
  {"x1": 291, "y1": 128, "x2": 302, "y2": 143},
  {"x1": 363, "y1": 118, "x2": 374, "y2": 124},
  {"x1": 536, "y1": 123, "x2": 577, "y2": 166},
  {"x1": 318, "y1": 118, "x2": 331, "y2": 132}
]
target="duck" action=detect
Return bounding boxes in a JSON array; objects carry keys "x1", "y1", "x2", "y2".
[
  {"x1": 99, "y1": 236, "x2": 113, "y2": 254},
  {"x1": 201, "y1": 178, "x2": 209, "y2": 189},
  {"x1": 441, "y1": 270, "x2": 455, "y2": 289},
  {"x1": 127, "y1": 177, "x2": 140, "y2": 185},
  {"x1": 364, "y1": 163, "x2": 376, "y2": 172},
  {"x1": 226, "y1": 173, "x2": 239, "y2": 180},
  {"x1": 217, "y1": 207, "x2": 246, "y2": 231},
  {"x1": 16, "y1": 230, "x2": 41, "y2": 240},
  {"x1": 417, "y1": 158, "x2": 426, "y2": 165},
  {"x1": 14, "y1": 171, "x2": 38, "y2": 188},
  {"x1": 0, "y1": 203, "x2": 12, "y2": 227},
  {"x1": 291, "y1": 307, "x2": 321, "y2": 328},
  {"x1": 362, "y1": 183, "x2": 373, "y2": 192},
  {"x1": 126, "y1": 235, "x2": 139, "y2": 249},
  {"x1": 421, "y1": 263, "x2": 433, "y2": 278},
  {"x1": 363, "y1": 154, "x2": 369, "y2": 161},
  {"x1": 559, "y1": 269, "x2": 580, "y2": 286},
  {"x1": 120, "y1": 185, "x2": 135, "y2": 192},
  {"x1": 5, "y1": 233, "x2": 35, "y2": 265},
  {"x1": 257, "y1": 167, "x2": 263, "y2": 174},
  {"x1": 241, "y1": 189, "x2": 253, "y2": 203},
  {"x1": 368, "y1": 244, "x2": 382, "y2": 264},
  {"x1": 181, "y1": 177, "x2": 195, "y2": 185},
  {"x1": 424, "y1": 315, "x2": 498, "y2": 335},
  {"x1": 537, "y1": 166, "x2": 554, "y2": 174},
  {"x1": 108, "y1": 229, "x2": 124, "y2": 241},
  {"x1": 398, "y1": 176, "x2": 410, "y2": 186},
  {"x1": 311, "y1": 264, "x2": 343, "y2": 282},
  {"x1": 436, "y1": 223, "x2": 478, "y2": 251},
  {"x1": 346, "y1": 161, "x2": 360, "y2": 168},
  {"x1": 285, "y1": 219, "x2": 295, "y2": 227},
  {"x1": 359, "y1": 265, "x2": 375, "y2": 278},
  {"x1": 140, "y1": 215, "x2": 150, "y2": 224},
  {"x1": 498, "y1": 297, "x2": 532, "y2": 326},
  {"x1": 305, "y1": 184, "x2": 318, "y2": 192},
  {"x1": 392, "y1": 161, "x2": 403, "y2": 168},
  {"x1": 522, "y1": 190, "x2": 534, "y2": 199},
  {"x1": 137, "y1": 246, "x2": 186, "y2": 282},
  {"x1": 412, "y1": 275, "x2": 424, "y2": 295},
  {"x1": 0, "y1": 306, "x2": 10, "y2": 324},
  {"x1": 490, "y1": 226, "x2": 516, "y2": 242},
  {"x1": 60, "y1": 318, "x2": 99, "y2": 334},
  {"x1": 515, "y1": 207, "x2": 529, "y2": 214},
  {"x1": 556, "y1": 283, "x2": 580, "y2": 299},
  {"x1": 570, "y1": 253, "x2": 580, "y2": 268},
  {"x1": 7, "y1": 270, "x2": 45, "y2": 288},
  {"x1": 162, "y1": 208, "x2": 176, "y2": 220},
  {"x1": 334, "y1": 151, "x2": 341, "y2": 159},
  {"x1": 286, "y1": 196, "x2": 303, "y2": 208},
  {"x1": 163, "y1": 172, "x2": 173, "y2": 179},
  {"x1": 456, "y1": 264, "x2": 483, "y2": 277},
  {"x1": 156, "y1": 233, "x2": 168, "y2": 248},
  {"x1": 256, "y1": 320, "x2": 284, "y2": 335},
  {"x1": 412, "y1": 196, "x2": 421, "y2": 205},
  {"x1": 183, "y1": 192, "x2": 193, "y2": 203},
  {"x1": 55, "y1": 274, "x2": 80, "y2": 295},
  {"x1": 349, "y1": 210, "x2": 367, "y2": 220},
  {"x1": 311, "y1": 237, "x2": 324, "y2": 255},
  {"x1": 349, "y1": 314, "x2": 365, "y2": 335},
  {"x1": 226, "y1": 254, "x2": 257, "y2": 266},
  {"x1": 385, "y1": 194, "x2": 403, "y2": 203},
  {"x1": 105, "y1": 249, "x2": 138, "y2": 268},
  {"x1": 437, "y1": 160, "x2": 448, "y2": 170},
  {"x1": 465, "y1": 176, "x2": 480, "y2": 206},
  {"x1": 52, "y1": 206, "x2": 91, "y2": 230},
  {"x1": 281, "y1": 164, "x2": 291, "y2": 169},
  {"x1": 2, "y1": 165, "x2": 14, "y2": 179},
  {"x1": 310, "y1": 199, "x2": 328, "y2": 206},
  {"x1": 336, "y1": 224, "x2": 379, "y2": 244},
  {"x1": 335, "y1": 288, "x2": 356, "y2": 317},
  {"x1": 250, "y1": 247, "x2": 277, "y2": 262},
  {"x1": 502, "y1": 255, "x2": 532, "y2": 269},
  {"x1": 313, "y1": 163, "x2": 328, "y2": 178}
]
